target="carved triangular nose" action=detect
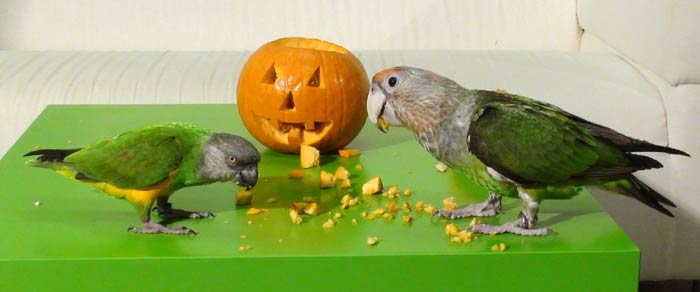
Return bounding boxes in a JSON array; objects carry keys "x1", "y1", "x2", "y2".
[{"x1": 280, "y1": 92, "x2": 295, "y2": 111}]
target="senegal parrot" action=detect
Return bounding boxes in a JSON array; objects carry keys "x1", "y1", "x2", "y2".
[
  {"x1": 24, "y1": 122, "x2": 260, "y2": 235},
  {"x1": 367, "y1": 66, "x2": 689, "y2": 236}
]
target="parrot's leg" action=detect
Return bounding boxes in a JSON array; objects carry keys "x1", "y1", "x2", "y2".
[
  {"x1": 128, "y1": 201, "x2": 196, "y2": 235},
  {"x1": 434, "y1": 192, "x2": 502, "y2": 219},
  {"x1": 469, "y1": 189, "x2": 551, "y2": 236},
  {"x1": 154, "y1": 196, "x2": 215, "y2": 220}
]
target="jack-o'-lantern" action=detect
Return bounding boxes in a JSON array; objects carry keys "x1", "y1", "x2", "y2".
[{"x1": 237, "y1": 37, "x2": 369, "y2": 153}]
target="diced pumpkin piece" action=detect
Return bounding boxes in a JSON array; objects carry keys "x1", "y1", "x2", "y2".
[
  {"x1": 334, "y1": 166, "x2": 350, "y2": 180},
  {"x1": 322, "y1": 219, "x2": 335, "y2": 229},
  {"x1": 288, "y1": 169, "x2": 305, "y2": 179},
  {"x1": 338, "y1": 179, "x2": 352, "y2": 189},
  {"x1": 362, "y1": 176, "x2": 383, "y2": 195},
  {"x1": 387, "y1": 202, "x2": 399, "y2": 213},
  {"x1": 386, "y1": 185, "x2": 399, "y2": 196},
  {"x1": 289, "y1": 209, "x2": 303, "y2": 224},
  {"x1": 340, "y1": 194, "x2": 361, "y2": 209},
  {"x1": 491, "y1": 243, "x2": 507, "y2": 252},
  {"x1": 442, "y1": 196, "x2": 456, "y2": 211},
  {"x1": 246, "y1": 208, "x2": 269, "y2": 215},
  {"x1": 415, "y1": 201, "x2": 425, "y2": 212},
  {"x1": 445, "y1": 223, "x2": 460, "y2": 236},
  {"x1": 423, "y1": 204, "x2": 437, "y2": 214},
  {"x1": 435, "y1": 162, "x2": 448, "y2": 172},
  {"x1": 338, "y1": 149, "x2": 361, "y2": 158},
  {"x1": 303, "y1": 202, "x2": 320, "y2": 216},
  {"x1": 300, "y1": 144, "x2": 320, "y2": 168},
  {"x1": 370, "y1": 208, "x2": 385, "y2": 216},
  {"x1": 469, "y1": 218, "x2": 483, "y2": 227},
  {"x1": 235, "y1": 188, "x2": 254, "y2": 205},
  {"x1": 320, "y1": 170, "x2": 337, "y2": 188}
]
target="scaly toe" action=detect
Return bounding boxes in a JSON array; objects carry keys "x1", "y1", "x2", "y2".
[
  {"x1": 470, "y1": 223, "x2": 551, "y2": 236},
  {"x1": 189, "y1": 211, "x2": 215, "y2": 219}
]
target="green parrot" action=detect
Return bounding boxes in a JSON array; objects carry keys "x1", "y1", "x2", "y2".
[
  {"x1": 366, "y1": 66, "x2": 689, "y2": 236},
  {"x1": 24, "y1": 122, "x2": 260, "y2": 235}
]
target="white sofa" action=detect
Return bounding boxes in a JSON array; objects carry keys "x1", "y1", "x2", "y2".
[{"x1": 0, "y1": 0, "x2": 697, "y2": 281}]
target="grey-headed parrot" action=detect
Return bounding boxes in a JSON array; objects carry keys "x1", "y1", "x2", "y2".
[
  {"x1": 367, "y1": 66, "x2": 689, "y2": 236},
  {"x1": 25, "y1": 122, "x2": 260, "y2": 235}
]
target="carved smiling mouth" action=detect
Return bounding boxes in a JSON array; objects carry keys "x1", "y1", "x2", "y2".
[{"x1": 253, "y1": 111, "x2": 333, "y2": 146}]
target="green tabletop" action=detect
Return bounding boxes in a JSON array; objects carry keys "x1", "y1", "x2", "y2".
[{"x1": 0, "y1": 104, "x2": 638, "y2": 291}]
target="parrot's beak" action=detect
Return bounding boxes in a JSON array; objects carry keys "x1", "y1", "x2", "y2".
[
  {"x1": 367, "y1": 83, "x2": 390, "y2": 133},
  {"x1": 235, "y1": 167, "x2": 258, "y2": 190}
]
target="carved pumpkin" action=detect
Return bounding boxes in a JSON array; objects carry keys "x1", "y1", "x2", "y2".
[{"x1": 237, "y1": 37, "x2": 369, "y2": 153}]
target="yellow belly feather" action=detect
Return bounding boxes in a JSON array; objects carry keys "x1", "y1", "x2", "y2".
[{"x1": 56, "y1": 170, "x2": 176, "y2": 205}]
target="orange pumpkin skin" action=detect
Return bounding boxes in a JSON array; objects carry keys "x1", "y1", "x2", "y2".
[{"x1": 237, "y1": 38, "x2": 369, "y2": 153}]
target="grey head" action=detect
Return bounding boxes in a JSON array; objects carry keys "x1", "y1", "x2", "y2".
[{"x1": 198, "y1": 133, "x2": 261, "y2": 190}]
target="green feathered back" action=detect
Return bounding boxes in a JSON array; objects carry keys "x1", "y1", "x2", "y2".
[
  {"x1": 468, "y1": 92, "x2": 630, "y2": 185},
  {"x1": 65, "y1": 122, "x2": 211, "y2": 189}
]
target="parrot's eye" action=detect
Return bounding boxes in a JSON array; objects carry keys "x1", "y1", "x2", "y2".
[
  {"x1": 228, "y1": 156, "x2": 237, "y2": 164},
  {"x1": 388, "y1": 76, "x2": 398, "y2": 87}
]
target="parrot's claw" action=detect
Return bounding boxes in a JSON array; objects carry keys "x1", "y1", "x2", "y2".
[
  {"x1": 469, "y1": 223, "x2": 551, "y2": 236},
  {"x1": 434, "y1": 193, "x2": 502, "y2": 219},
  {"x1": 128, "y1": 221, "x2": 197, "y2": 235},
  {"x1": 155, "y1": 206, "x2": 215, "y2": 220},
  {"x1": 468, "y1": 210, "x2": 551, "y2": 236},
  {"x1": 189, "y1": 211, "x2": 215, "y2": 219}
]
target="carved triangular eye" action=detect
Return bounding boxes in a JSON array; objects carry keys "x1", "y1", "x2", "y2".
[
  {"x1": 307, "y1": 67, "x2": 321, "y2": 87},
  {"x1": 261, "y1": 63, "x2": 277, "y2": 84},
  {"x1": 280, "y1": 92, "x2": 295, "y2": 111}
]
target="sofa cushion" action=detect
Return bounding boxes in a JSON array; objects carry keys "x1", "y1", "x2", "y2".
[
  {"x1": 0, "y1": 0, "x2": 580, "y2": 51},
  {"x1": 0, "y1": 50, "x2": 668, "y2": 157},
  {"x1": 578, "y1": 0, "x2": 700, "y2": 86}
]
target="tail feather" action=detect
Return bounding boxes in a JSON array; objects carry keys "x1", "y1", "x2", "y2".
[
  {"x1": 626, "y1": 154, "x2": 663, "y2": 170},
  {"x1": 573, "y1": 116, "x2": 690, "y2": 157},
  {"x1": 24, "y1": 148, "x2": 81, "y2": 167},
  {"x1": 602, "y1": 175, "x2": 675, "y2": 217},
  {"x1": 626, "y1": 142, "x2": 690, "y2": 157}
]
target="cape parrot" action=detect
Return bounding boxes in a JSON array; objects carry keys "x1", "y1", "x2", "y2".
[
  {"x1": 24, "y1": 122, "x2": 260, "y2": 235},
  {"x1": 367, "y1": 66, "x2": 689, "y2": 236}
]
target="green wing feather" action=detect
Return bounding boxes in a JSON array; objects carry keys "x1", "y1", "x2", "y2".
[
  {"x1": 468, "y1": 93, "x2": 632, "y2": 185},
  {"x1": 65, "y1": 122, "x2": 209, "y2": 189}
]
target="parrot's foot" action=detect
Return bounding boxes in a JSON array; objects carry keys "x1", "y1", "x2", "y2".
[
  {"x1": 470, "y1": 222, "x2": 550, "y2": 236},
  {"x1": 434, "y1": 193, "x2": 502, "y2": 219},
  {"x1": 469, "y1": 211, "x2": 551, "y2": 236},
  {"x1": 128, "y1": 221, "x2": 196, "y2": 235},
  {"x1": 154, "y1": 202, "x2": 215, "y2": 220}
]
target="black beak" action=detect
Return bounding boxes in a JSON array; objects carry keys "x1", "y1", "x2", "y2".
[{"x1": 236, "y1": 167, "x2": 258, "y2": 190}]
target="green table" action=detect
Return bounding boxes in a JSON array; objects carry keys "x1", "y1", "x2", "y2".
[{"x1": 0, "y1": 105, "x2": 638, "y2": 291}]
